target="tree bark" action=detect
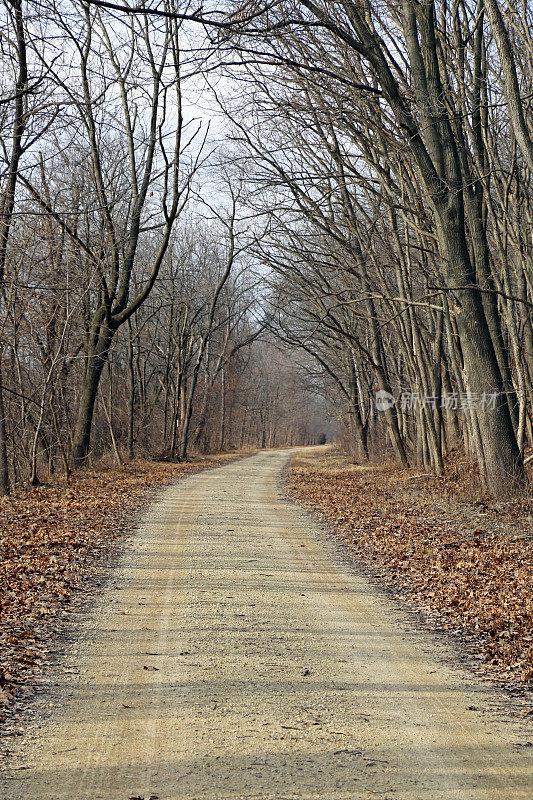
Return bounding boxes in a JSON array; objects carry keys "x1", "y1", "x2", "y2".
[
  {"x1": 0, "y1": 0, "x2": 28, "y2": 494},
  {"x1": 71, "y1": 321, "x2": 114, "y2": 468}
]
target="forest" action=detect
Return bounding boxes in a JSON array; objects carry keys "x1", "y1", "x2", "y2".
[
  {"x1": 0, "y1": 0, "x2": 532, "y2": 498},
  {"x1": 1, "y1": 3, "x2": 532, "y2": 795}
]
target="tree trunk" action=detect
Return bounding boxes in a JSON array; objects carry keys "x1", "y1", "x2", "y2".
[
  {"x1": 127, "y1": 320, "x2": 135, "y2": 460},
  {"x1": 0, "y1": 357, "x2": 9, "y2": 495},
  {"x1": 0, "y1": 0, "x2": 28, "y2": 494},
  {"x1": 71, "y1": 324, "x2": 114, "y2": 468},
  {"x1": 453, "y1": 284, "x2": 525, "y2": 495},
  {"x1": 219, "y1": 367, "x2": 226, "y2": 452}
]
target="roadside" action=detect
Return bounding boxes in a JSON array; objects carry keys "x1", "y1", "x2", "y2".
[
  {"x1": 286, "y1": 447, "x2": 533, "y2": 704},
  {"x1": 0, "y1": 451, "x2": 252, "y2": 729},
  {"x1": 2, "y1": 450, "x2": 531, "y2": 800}
]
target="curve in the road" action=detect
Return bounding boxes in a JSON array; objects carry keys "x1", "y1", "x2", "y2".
[{"x1": 1, "y1": 450, "x2": 531, "y2": 800}]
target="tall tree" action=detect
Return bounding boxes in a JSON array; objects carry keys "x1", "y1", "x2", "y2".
[{"x1": 22, "y1": 3, "x2": 199, "y2": 466}]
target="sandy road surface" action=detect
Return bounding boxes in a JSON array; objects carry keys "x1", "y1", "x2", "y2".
[{"x1": 1, "y1": 450, "x2": 531, "y2": 799}]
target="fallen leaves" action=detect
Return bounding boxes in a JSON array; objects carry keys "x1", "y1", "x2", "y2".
[{"x1": 286, "y1": 452, "x2": 533, "y2": 692}]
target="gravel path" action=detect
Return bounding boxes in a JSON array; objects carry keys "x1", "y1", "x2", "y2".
[{"x1": 1, "y1": 450, "x2": 531, "y2": 799}]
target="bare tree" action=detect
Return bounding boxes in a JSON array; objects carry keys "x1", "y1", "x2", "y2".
[{"x1": 22, "y1": 3, "x2": 199, "y2": 466}]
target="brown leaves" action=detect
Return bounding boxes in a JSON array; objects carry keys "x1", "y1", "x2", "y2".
[{"x1": 287, "y1": 456, "x2": 533, "y2": 691}]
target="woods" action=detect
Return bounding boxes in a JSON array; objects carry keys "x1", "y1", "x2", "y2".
[
  {"x1": 1, "y1": 4, "x2": 532, "y2": 791},
  {"x1": 0, "y1": 0, "x2": 327, "y2": 488},
  {"x1": 0, "y1": 0, "x2": 532, "y2": 497}
]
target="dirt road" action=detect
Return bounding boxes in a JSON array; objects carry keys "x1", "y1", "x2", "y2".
[{"x1": 1, "y1": 450, "x2": 531, "y2": 799}]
